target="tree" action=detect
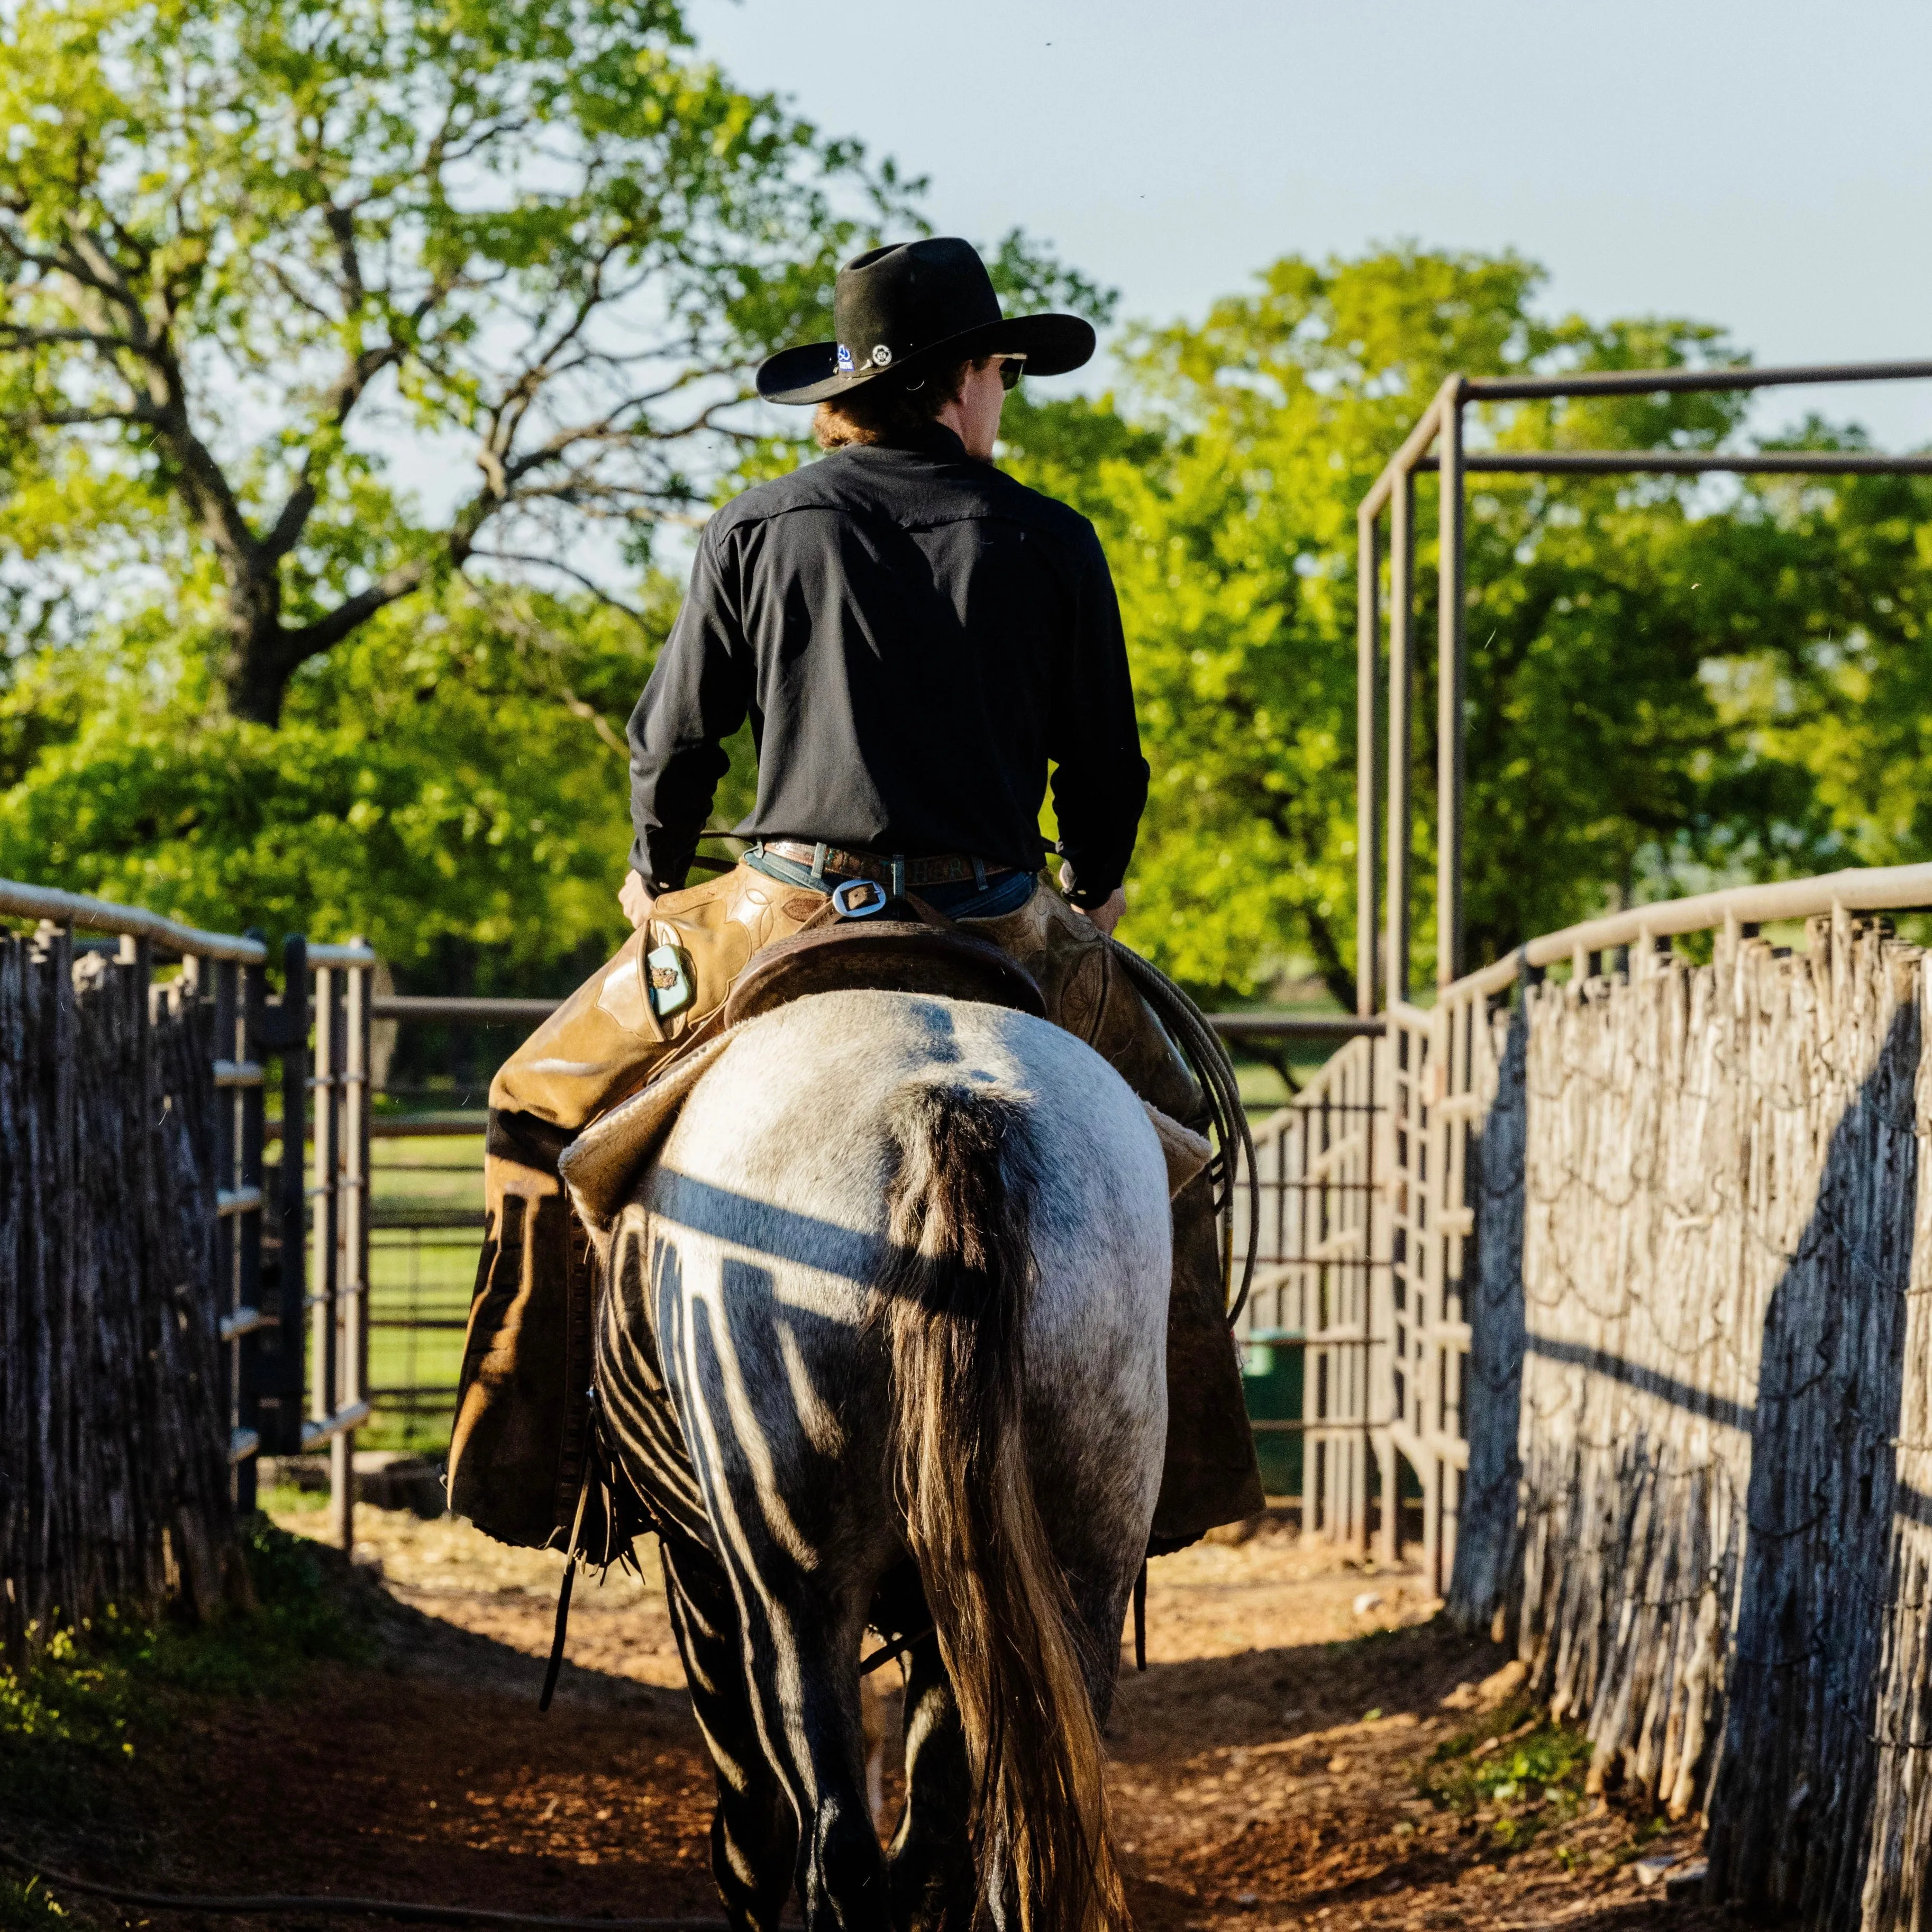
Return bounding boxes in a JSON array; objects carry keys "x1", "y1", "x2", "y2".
[
  {"x1": 0, "y1": 0, "x2": 1108, "y2": 983},
  {"x1": 1002, "y1": 248, "x2": 1932, "y2": 1004},
  {"x1": 0, "y1": 568, "x2": 745, "y2": 979},
  {"x1": 0, "y1": 0, "x2": 914, "y2": 723}
]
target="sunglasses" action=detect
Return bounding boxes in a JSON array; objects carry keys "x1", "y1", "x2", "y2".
[{"x1": 996, "y1": 354, "x2": 1027, "y2": 391}]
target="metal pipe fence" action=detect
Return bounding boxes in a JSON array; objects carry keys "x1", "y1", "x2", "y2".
[
  {"x1": 1272, "y1": 353, "x2": 1932, "y2": 1597},
  {"x1": 354, "y1": 996, "x2": 1372, "y2": 1468},
  {"x1": 1354, "y1": 354, "x2": 1932, "y2": 1007}
]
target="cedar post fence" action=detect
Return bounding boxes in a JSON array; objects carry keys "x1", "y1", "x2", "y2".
[
  {"x1": 0, "y1": 880, "x2": 375, "y2": 1654},
  {"x1": 1245, "y1": 353, "x2": 1932, "y2": 1921},
  {"x1": 1260, "y1": 863, "x2": 1932, "y2": 1923}
]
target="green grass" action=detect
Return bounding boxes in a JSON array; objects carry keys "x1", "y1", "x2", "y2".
[
  {"x1": 262, "y1": 1481, "x2": 329, "y2": 1515},
  {"x1": 0, "y1": 1519, "x2": 376, "y2": 1828},
  {"x1": 0, "y1": 1877, "x2": 67, "y2": 1930},
  {"x1": 1416, "y1": 1695, "x2": 1596, "y2": 1855},
  {"x1": 364, "y1": 1133, "x2": 485, "y2": 1454}
]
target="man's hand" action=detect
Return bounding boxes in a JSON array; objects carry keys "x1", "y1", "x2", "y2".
[
  {"x1": 1059, "y1": 864, "x2": 1126, "y2": 937},
  {"x1": 1083, "y1": 887, "x2": 1126, "y2": 937},
  {"x1": 619, "y1": 868, "x2": 655, "y2": 930}
]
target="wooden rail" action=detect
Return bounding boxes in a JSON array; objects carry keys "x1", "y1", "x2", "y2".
[{"x1": 0, "y1": 879, "x2": 379, "y2": 1629}]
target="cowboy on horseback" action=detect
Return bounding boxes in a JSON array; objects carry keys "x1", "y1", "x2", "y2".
[{"x1": 449, "y1": 235, "x2": 1261, "y2": 1562}]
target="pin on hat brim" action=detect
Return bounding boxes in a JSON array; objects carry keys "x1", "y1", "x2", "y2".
[{"x1": 756, "y1": 312, "x2": 1094, "y2": 406}]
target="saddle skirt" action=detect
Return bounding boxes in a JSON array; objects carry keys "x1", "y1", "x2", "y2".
[
  {"x1": 560, "y1": 918, "x2": 1209, "y2": 1240},
  {"x1": 561, "y1": 918, "x2": 1049, "y2": 1238}
]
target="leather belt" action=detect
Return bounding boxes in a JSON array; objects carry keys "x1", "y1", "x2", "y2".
[{"x1": 760, "y1": 841, "x2": 1016, "y2": 890}]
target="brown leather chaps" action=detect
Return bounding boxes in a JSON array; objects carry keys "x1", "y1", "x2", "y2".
[{"x1": 448, "y1": 864, "x2": 1263, "y2": 1553}]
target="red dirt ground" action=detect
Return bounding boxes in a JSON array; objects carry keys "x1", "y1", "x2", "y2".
[{"x1": 34, "y1": 1503, "x2": 1726, "y2": 1931}]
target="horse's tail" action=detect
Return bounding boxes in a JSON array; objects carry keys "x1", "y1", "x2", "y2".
[{"x1": 879, "y1": 1082, "x2": 1128, "y2": 1932}]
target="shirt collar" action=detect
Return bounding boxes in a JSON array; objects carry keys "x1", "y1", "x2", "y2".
[{"x1": 874, "y1": 421, "x2": 971, "y2": 461}]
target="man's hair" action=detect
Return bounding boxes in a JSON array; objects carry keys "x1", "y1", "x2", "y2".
[{"x1": 812, "y1": 356, "x2": 986, "y2": 450}]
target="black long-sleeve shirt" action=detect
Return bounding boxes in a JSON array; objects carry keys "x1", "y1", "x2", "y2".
[{"x1": 627, "y1": 422, "x2": 1149, "y2": 899}]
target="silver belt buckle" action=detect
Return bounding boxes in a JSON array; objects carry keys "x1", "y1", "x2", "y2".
[{"x1": 831, "y1": 878, "x2": 889, "y2": 919}]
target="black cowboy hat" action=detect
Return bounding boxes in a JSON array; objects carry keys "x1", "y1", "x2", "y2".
[{"x1": 756, "y1": 236, "x2": 1095, "y2": 406}]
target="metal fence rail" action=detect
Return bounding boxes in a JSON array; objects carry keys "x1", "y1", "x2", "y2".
[
  {"x1": 1236, "y1": 1032, "x2": 1386, "y2": 1545},
  {"x1": 1288, "y1": 351, "x2": 1932, "y2": 1602},
  {"x1": 358, "y1": 996, "x2": 1373, "y2": 1462}
]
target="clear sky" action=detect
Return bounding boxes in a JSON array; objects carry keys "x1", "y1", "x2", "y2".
[{"x1": 688, "y1": 0, "x2": 1932, "y2": 450}]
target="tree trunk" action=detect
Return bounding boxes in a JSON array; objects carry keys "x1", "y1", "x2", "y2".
[{"x1": 222, "y1": 553, "x2": 293, "y2": 726}]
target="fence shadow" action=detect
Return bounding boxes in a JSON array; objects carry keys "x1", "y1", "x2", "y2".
[
  {"x1": 1464, "y1": 937, "x2": 1928, "y2": 1927},
  {"x1": 1448, "y1": 999, "x2": 1529, "y2": 1631},
  {"x1": 1703, "y1": 991, "x2": 1920, "y2": 1921}
]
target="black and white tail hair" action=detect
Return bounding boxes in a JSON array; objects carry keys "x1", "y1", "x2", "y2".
[{"x1": 878, "y1": 1083, "x2": 1128, "y2": 1932}]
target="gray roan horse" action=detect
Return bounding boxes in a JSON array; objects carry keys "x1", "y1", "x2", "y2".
[{"x1": 585, "y1": 986, "x2": 1173, "y2": 1931}]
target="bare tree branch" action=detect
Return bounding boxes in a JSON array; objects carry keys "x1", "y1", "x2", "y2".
[
  {"x1": 0, "y1": 324, "x2": 139, "y2": 352},
  {"x1": 278, "y1": 557, "x2": 433, "y2": 663},
  {"x1": 468, "y1": 546, "x2": 651, "y2": 627},
  {"x1": 13, "y1": 403, "x2": 159, "y2": 428},
  {"x1": 56, "y1": 221, "x2": 150, "y2": 329},
  {"x1": 558, "y1": 681, "x2": 631, "y2": 760},
  {"x1": 260, "y1": 258, "x2": 339, "y2": 326},
  {"x1": 324, "y1": 202, "x2": 365, "y2": 309},
  {"x1": 261, "y1": 482, "x2": 317, "y2": 561}
]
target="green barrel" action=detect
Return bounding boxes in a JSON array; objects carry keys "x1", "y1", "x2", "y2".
[{"x1": 1241, "y1": 1336, "x2": 1303, "y2": 1499}]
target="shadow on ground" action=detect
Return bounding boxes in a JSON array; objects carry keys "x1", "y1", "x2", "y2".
[
  {"x1": 1109, "y1": 1622, "x2": 1726, "y2": 1930},
  {"x1": 22, "y1": 1510, "x2": 1734, "y2": 1932},
  {"x1": 41, "y1": 1586, "x2": 723, "y2": 1928}
]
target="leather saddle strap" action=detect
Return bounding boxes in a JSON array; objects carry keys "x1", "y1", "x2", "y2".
[
  {"x1": 901, "y1": 890, "x2": 965, "y2": 934},
  {"x1": 539, "y1": 1468, "x2": 594, "y2": 1712}
]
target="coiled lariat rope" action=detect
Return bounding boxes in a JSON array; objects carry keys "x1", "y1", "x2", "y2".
[{"x1": 1102, "y1": 936, "x2": 1259, "y2": 1328}]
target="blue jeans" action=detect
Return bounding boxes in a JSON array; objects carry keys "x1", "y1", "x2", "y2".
[{"x1": 743, "y1": 843, "x2": 1040, "y2": 920}]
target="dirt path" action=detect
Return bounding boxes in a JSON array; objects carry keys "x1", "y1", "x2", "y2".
[{"x1": 57, "y1": 1505, "x2": 1720, "y2": 1929}]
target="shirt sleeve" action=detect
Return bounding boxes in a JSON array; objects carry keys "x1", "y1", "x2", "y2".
[
  {"x1": 1047, "y1": 522, "x2": 1150, "y2": 903},
  {"x1": 626, "y1": 528, "x2": 749, "y2": 890}
]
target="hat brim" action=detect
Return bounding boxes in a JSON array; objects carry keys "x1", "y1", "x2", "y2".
[{"x1": 756, "y1": 312, "x2": 1095, "y2": 406}]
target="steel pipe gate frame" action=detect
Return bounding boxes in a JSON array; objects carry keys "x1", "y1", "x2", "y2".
[
  {"x1": 1355, "y1": 353, "x2": 1932, "y2": 1010},
  {"x1": 1247, "y1": 357, "x2": 1932, "y2": 1596}
]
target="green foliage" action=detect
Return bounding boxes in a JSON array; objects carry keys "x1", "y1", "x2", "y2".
[
  {"x1": 3, "y1": 29, "x2": 1929, "y2": 1010},
  {"x1": 0, "y1": 1877, "x2": 67, "y2": 1931},
  {"x1": 1416, "y1": 1696, "x2": 1594, "y2": 1854},
  {"x1": 0, "y1": 575, "x2": 762, "y2": 978},
  {"x1": 0, "y1": 1520, "x2": 372, "y2": 1822},
  {"x1": 0, "y1": 0, "x2": 918, "y2": 717},
  {"x1": 1005, "y1": 247, "x2": 1932, "y2": 1002},
  {"x1": 0, "y1": 0, "x2": 1093, "y2": 982}
]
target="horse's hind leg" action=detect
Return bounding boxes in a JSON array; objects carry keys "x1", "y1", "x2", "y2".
[
  {"x1": 885, "y1": 1644, "x2": 976, "y2": 1931},
  {"x1": 740, "y1": 1573, "x2": 890, "y2": 1931},
  {"x1": 660, "y1": 1534, "x2": 796, "y2": 1931}
]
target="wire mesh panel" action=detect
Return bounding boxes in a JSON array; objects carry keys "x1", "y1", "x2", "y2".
[
  {"x1": 367, "y1": 1196, "x2": 485, "y2": 1448},
  {"x1": 1237, "y1": 1031, "x2": 1388, "y2": 1548}
]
